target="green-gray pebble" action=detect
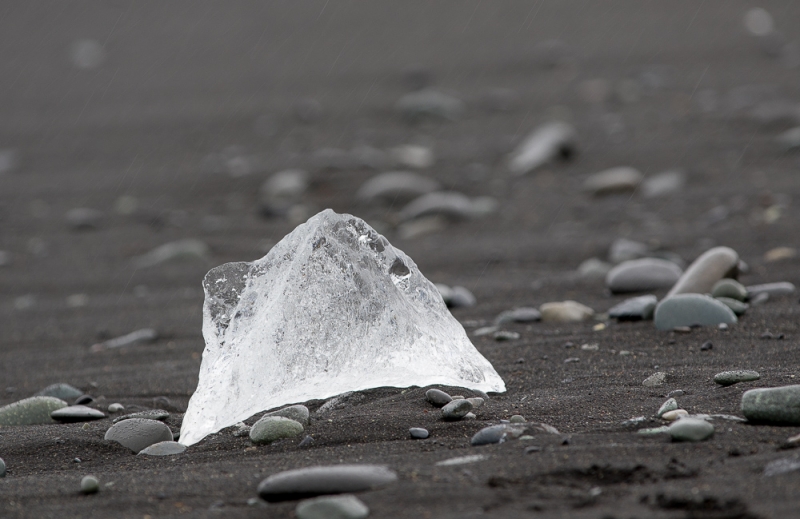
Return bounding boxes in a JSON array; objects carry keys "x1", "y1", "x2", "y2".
[
  {"x1": 668, "y1": 418, "x2": 714, "y2": 441},
  {"x1": 36, "y1": 383, "x2": 84, "y2": 401},
  {"x1": 714, "y1": 370, "x2": 760, "y2": 386},
  {"x1": 657, "y1": 398, "x2": 678, "y2": 417},
  {"x1": 711, "y1": 279, "x2": 748, "y2": 301},
  {"x1": 509, "y1": 415, "x2": 526, "y2": 423},
  {"x1": 637, "y1": 426, "x2": 669, "y2": 435},
  {"x1": 654, "y1": 294, "x2": 737, "y2": 330},
  {"x1": 441, "y1": 399, "x2": 473, "y2": 420},
  {"x1": 112, "y1": 409, "x2": 169, "y2": 423},
  {"x1": 0, "y1": 396, "x2": 67, "y2": 426},
  {"x1": 715, "y1": 297, "x2": 749, "y2": 316},
  {"x1": 264, "y1": 405, "x2": 310, "y2": 426},
  {"x1": 137, "y1": 441, "x2": 186, "y2": 456},
  {"x1": 741, "y1": 385, "x2": 800, "y2": 424},
  {"x1": 80, "y1": 475, "x2": 99, "y2": 494},
  {"x1": 296, "y1": 495, "x2": 369, "y2": 519},
  {"x1": 249, "y1": 416, "x2": 304, "y2": 444}
]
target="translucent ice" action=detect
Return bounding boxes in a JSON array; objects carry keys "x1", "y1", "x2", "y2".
[{"x1": 179, "y1": 209, "x2": 505, "y2": 446}]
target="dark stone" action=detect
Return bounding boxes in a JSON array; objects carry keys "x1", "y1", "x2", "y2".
[
  {"x1": 257, "y1": 465, "x2": 398, "y2": 502},
  {"x1": 51, "y1": 405, "x2": 106, "y2": 423}
]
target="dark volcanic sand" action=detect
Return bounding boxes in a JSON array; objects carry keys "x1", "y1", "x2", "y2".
[{"x1": 1, "y1": 2, "x2": 800, "y2": 518}]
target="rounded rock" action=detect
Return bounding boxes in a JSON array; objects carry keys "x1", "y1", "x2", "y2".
[
  {"x1": 711, "y1": 279, "x2": 748, "y2": 301},
  {"x1": 509, "y1": 415, "x2": 526, "y2": 424},
  {"x1": 409, "y1": 427, "x2": 429, "y2": 439},
  {"x1": 661, "y1": 409, "x2": 689, "y2": 422},
  {"x1": 666, "y1": 246, "x2": 739, "y2": 297},
  {"x1": 296, "y1": 494, "x2": 369, "y2": 519},
  {"x1": 466, "y1": 397, "x2": 484, "y2": 409},
  {"x1": 667, "y1": 417, "x2": 714, "y2": 442},
  {"x1": 137, "y1": 441, "x2": 187, "y2": 456},
  {"x1": 494, "y1": 307, "x2": 542, "y2": 324},
  {"x1": 51, "y1": 405, "x2": 106, "y2": 423},
  {"x1": 654, "y1": 294, "x2": 737, "y2": 331},
  {"x1": 104, "y1": 418, "x2": 173, "y2": 453},
  {"x1": 264, "y1": 405, "x2": 310, "y2": 427},
  {"x1": 643, "y1": 372, "x2": 668, "y2": 387},
  {"x1": 112, "y1": 409, "x2": 169, "y2": 423},
  {"x1": 715, "y1": 297, "x2": 749, "y2": 316},
  {"x1": 442, "y1": 399, "x2": 473, "y2": 421},
  {"x1": 583, "y1": 167, "x2": 643, "y2": 195},
  {"x1": 249, "y1": 416, "x2": 304, "y2": 444},
  {"x1": 108, "y1": 403, "x2": 124, "y2": 413},
  {"x1": 80, "y1": 475, "x2": 99, "y2": 494},
  {"x1": 606, "y1": 258, "x2": 683, "y2": 293},
  {"x1": 608, "y1": 295, "x2": 658, "y2": 321},
  {"x1": 257, "y1": 464, "x2": 397, "y2": 502},
  {"x1": 657, "y1": 398, "x2": 678, "y2": 417},
  {"x1": 471, "y1": 425, "x2": 511, "y2": 446},
  {"x1": 425, "y1": 389, "x2": 452, "y2": 407},
  {"x1": 714, "y1": 370, "x2": 761, "y2": 386},
  {"x1": 36, "y1": 383, "x2": 84, "y2": 401},
  {"x1": 0, "y1": 396, "x2": 67, "y2": 426},
  {"x1": 741, "y1": 385, "x2": 800, "y2": 424},
  {"x1": 540, "y1": 300, "x2": 594, "y2": 323}
]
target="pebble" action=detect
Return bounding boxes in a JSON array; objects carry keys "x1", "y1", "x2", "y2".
[
  {"x1": 74, "y1": 395, "x2": 94, "y2": 405},
  {"x1": 608, "y1": 295, "x2": 657, "y2": 321},
  {"x1": 257, "y1": 465, "x2": 397, "y2": 502},
  {"x1": 425, "y1": 389, "x2": 452, "y2": 407},
  {"x1": 108, "y1": 403, "x2": 124, "y2": 413},
  {"x1": 764, "y1": 247, "x2": 796, "y2": 262},
  {"x1": 666, "y1": 246, "x2": 739, "y2": 297},
  {"x1": 494, "y1": 307, "x2": 541, "y2": 325},
  {"x1": 540, "y1": 300, "x2": 594, "y2": 323},
  {"x1": 509, "y1": 415, "x2": 526, "y2": 424},
  {"x1": 395, "y1": 89, "x2": 464, "y2": 121},
  {"x1": 65, "y1": 208, "x2": 103, "y2": 230},
  {"x1": 137, "y1": 441, "x2": 186, "y2": 456},
  {"x1": 356, "y1": 171, "x2": 439, "y2": 203},
  {"x1": 92, "y1": 328, "x2": 158, "y2": 351},
  {"x1": 436, "y1": 454, "x2": 487, "y2": 466},
  {"x1": 714, "y1": 370, "x2": 761, "y2": 387},
  {"x1": 643, "y1": 372, "x2": 668, "y2": 387},
  {"x1": 0, "y1": 396, "x2": 67, "y2": 426},
  {"x1": 654, "y1": 294, "x2": 737, "y2": 330},
  {"x1": 441, "y1": 399, "x2": 473, "y2": 421},
  {"x1": 700, "y1": 341, "x2": 713, "y2": 351},
  {"x1": 583, "y1": 167, "x2": 643, "y2": 195},
  {"x1": 466, "y1": 397, "x2": 485, "y2": 409},
  {"x1": 641, "y1": 170, "x2": 685, "y2": 198},
  {"x1": 80, "y1": 475, "x2": 99, "y2": 494},
  {"x1": 507, "y1": 121, "x2": 577, "y2": 176},
  {"x1": 637, "y1": 426, "x2": 670, "y2": 435},
  {"x1": 36, "y1": 383, "x2": 84, "y2": 401},
  {"x1": 0, "y1": 457, "x2": 5, "y2": 477},
  {"x1": 746, "y1": 282, "x2": 796, "y2": 298},
  {"x1": 112, "y1": 409, "x2": 169, "y2": 423},
  {"x1": 471, "y1": 425, "x2": 513, "y2": 446},
  {"x1": 249, "y1": 416, "x2": 304, "y2": 444},
  {"x1": 259, "y1": 170, "x2": 309, "y2": 215},
  {"x1": 104, "y1": 418, "x2": 173, "y2": 453},
  {"x1": 667, "y1": 417, "x2": 714, "y2": 442},
  {"x1": 657, "y1": 398, "x2": 678, "y2": 417},
  {"x1": 608, "y1": 238, "x2": 649, "y2": 264},
  {"x1": 493, "y1": 330, "x2": 520, "y2": 341},
  {"x1": 577, "y1": 258, "x2": 612, "y2": 280},
  {"x1": 715, "y1": 297, "x2": 749, "y2": 316},
  {"x1": 409, "y1": 427, "x2": 429, "y2": 439},
  {"x1": 264, "y1": 405, "x2": 310, "y2": 427},
  {"x1": 785, "y1": 433, "x2": 800, "y2": 448},
  {"x1": 711, "y1": 279, "x2": 748, "y2": 301},
  {"x1": 391, "y1": 145, "x2": 435, "y2": 169},
  {"x1": 131, "y1": 239, "x2": 209, "y2": 269},
  {"x1": 448, "y1": 286, "x2": 476, "y2": 308},
  {"x1": 763, "y1": 458, "x2": 800, "y2": 478},
  {"x1": 398, "y1": 192, "x2": 495, "y2": 222},
  {"x1": 51, "y1": 405, "x2": 106, "y2": 423},
  {"x1": 661, "y1": 409, "x2": 689, "y2": 422},
  {"x1": 741, "y1": 385, "x2": 800, "y2": 424},
  {"x1": 464, "y1": 412, "x2": 476, "y2": 420},
  {"x1": 605, "y1": 258, "x2": 682, "y2": 293},
  {"x1": 296, "y1": 495, "x2": 370, "y2": 519}
]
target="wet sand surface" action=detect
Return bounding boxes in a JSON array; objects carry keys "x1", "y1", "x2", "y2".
[{"x1": 1, "y1": 2, "x2": 799, "y2": 517}]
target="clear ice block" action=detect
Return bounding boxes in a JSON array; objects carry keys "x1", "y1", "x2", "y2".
[{"x1": 180, "y1": 209, "x2": 505, "y2": 446}]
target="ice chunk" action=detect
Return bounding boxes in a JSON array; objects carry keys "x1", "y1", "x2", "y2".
[{"x1": 180, "y1": 209, "x2": 505, "y2": 446}]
